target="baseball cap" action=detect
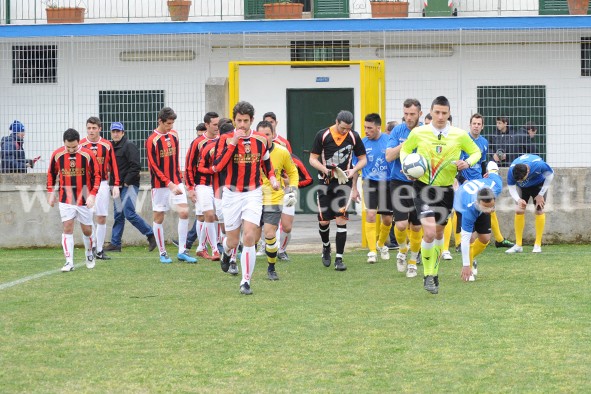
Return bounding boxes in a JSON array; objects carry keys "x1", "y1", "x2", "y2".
[
  {"x1": 487, "y1": 161, "x2": 499, "y2": 173},
  {"x1": 9, "y1": 120, "x2": 25, "y2": 133},
  {"x1": 110, "y1": 122, "x2": 124, "y2": 131}
]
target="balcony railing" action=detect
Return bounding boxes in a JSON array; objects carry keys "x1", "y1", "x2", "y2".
[{"x1": 0, "y1": 1, "x2": 587, "y2": 25}]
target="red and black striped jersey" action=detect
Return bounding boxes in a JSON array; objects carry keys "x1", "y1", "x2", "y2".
[
  {"x1": 196, "y1": 138, "x2": 221, "y2": 192},
  {"x1": 274, "y1": 135, "x2": 293, "y2": 154},
  {"x1": 80, "y1": 137, "x2": 120, "y2": 186},
  {"x1": 292, "y1": 153, "x2": 313, "y2": 188},
  {"x1": 47, "y1": 146, "x2": 101, "y2": 206},
  {"x1": 146, "y1": 130, "x2": 182, "y2": 189},
  {"x1": 185, "y1": 135, "x2": 217, "y2": 188},
  {"x1": 213, "y1": 130, "x2": 275, "y2": 192}
]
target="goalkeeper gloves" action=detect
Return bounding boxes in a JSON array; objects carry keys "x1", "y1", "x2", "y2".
[
  {"x1": 333, "y1": 166, "x2": 349, "y2": 185},
  {"x1": 283, "y1": 191, "x2": 297, "y2": 208}
]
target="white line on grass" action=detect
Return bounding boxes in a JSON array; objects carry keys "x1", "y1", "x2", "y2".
[{"x1": 0, "y1": 263, "x2": 85, "y2": 291}]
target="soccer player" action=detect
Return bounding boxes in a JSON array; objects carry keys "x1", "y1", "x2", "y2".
[
  {"x1": 47, "y1": 128, "x2": 101, "y2": 272},
  {"x1": 80, "y1": 116, "x2": 120, "y2": 261},
  {"x1": 453, "y1": 162, "x2": 504, "y2": 282},
  {"x1": 185, "y1": 112, "x2": 220, "y2": 261},
  {"x1": 309, "y1": 110, "x2": 367, "y2": 271},
  {"x1": 505, "y1": 154, "x2": 554, "y2": 254},
  {"x1": 213, "y1": 101, "x2": 278, "y2": 295},
  {"x1": 255, "y1": 120, "x2": 299, "y2": 280},
  {"x1": 386, "y1": 99, "x2": 424, "y2": 278},
  {"x1": 352, "y1": 113, "x2": 393, "y2": 264},
  {"x1": 400, "y1": 96, "x2": 481, "y2": 294},
  {"x1": 146, "y1": 107, "x2": 196, "y2": 264}
]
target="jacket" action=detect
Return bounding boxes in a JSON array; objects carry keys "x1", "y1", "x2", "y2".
[
  {"x1": 1, "y1": 134, "x2": 27, "y2": 173},
  {"x1": 110, "y1": 135, "x2": 142, "y2": 187}
]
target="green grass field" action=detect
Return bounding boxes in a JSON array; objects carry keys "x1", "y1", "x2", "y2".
[{"x1": 1, "y1": 245, "x2": 589, "y2": 393}]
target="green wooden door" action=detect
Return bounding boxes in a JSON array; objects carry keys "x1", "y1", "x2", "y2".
[
  {"x1": 313, "y1": 0, "x2": 349, "y2": 18},
  {"x1": 424, "y1": 0, "x2": 453, "y2": 17},
  {"x1": 286, "y1": 88, "x2": 354, "y2": 213}
]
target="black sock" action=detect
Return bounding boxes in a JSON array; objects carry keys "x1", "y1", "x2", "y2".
[
  {"x1": 336, "y1": 224, "x2": 347, "y2": 255},
  {"x1": 319, "y1": 223, "x2": 330, "y2": 245}
]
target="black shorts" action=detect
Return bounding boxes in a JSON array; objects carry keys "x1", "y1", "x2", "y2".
[
  {"x1": 390, "y1": 179, "x2": 420, "y2": 225},
  {"x1": 413, "y1": 181, "x2": 454, "y2": 225},
  {"x1": 362, "y1": 179, "x2": 393, "y2": 215},
  {"x1": 455, "y1": 211, "x2": 491, "y2": 235},
  {"x1": 316, "y1": 181, "x2": 352, "y2": 221},
  {"x1": 517, "y1": 184, "x2": 547, "y2": 208},
  {"x1": 261, "y1": 205, "x2": 282, "y2": 227}
]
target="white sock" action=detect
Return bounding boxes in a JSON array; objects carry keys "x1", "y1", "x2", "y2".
[
  {"x1": 153, "y1": 222, "x2": 165, "y2": 254},
  {"x1": 62, "y1": 233, "x2": 74, "y2": 264},
  {"x1": 223, "y1": 238, "x2": 231, "y2": 255},
  {"x1": 178, "y1": 218, "x2": 188, "y2": 254},
  {"x1": 96, "y1": 223, "x2": 106, "y2": 253},
  {"x1": 197, "y1": 220, "x2": 204, "y2": 244},
  {"x1": 205, "y1": 222, "x2": 218, "y2": 252},
  {"x1": 82, "y1": 234, "x2": 93, "y2": 258},
  {"x1": 241, "y1": 245, "x2": 256, "y2": 286},
  {"x1": 91, "y1": 222, "x2": 97, "y2": 248},
  {"x1": 279, "y1": 230, "x2": 291, "y2": 253}
]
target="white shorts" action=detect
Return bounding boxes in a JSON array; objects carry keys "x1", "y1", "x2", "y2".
[
  {"x1": 282, "y1": 204, "x2": 295, "y2": 216},
  {"x1": 59, "y1": 202, "x2": 94, "y2": 226},
  {"x1": 196, "y1": 185, "x2": 215, "y2": 212},
  {"x1": 151, "y1": 184, "x2": 188, "y2": 212},
  {"x1": 222, "y1": 187, "x2": 262, "y2": 231},
  {"x1": 93, "y1": 180, "x2": 110, "y2": 216},
  {"x1": 215, "y1": 197, "x2": 223, "y2": 222}
]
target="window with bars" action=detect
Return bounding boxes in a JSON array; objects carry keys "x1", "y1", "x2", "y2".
[
  {"x1": 290, "y1": 40, "x2": 350, "y2": 62},
  {"x1": 582, "y1": 37, "x2": 591, "y2": 77},
  {"x1": 12, "y1": 45, "x2": 57, "y2": 84}
]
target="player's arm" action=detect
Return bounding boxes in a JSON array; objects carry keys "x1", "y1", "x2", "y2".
[
  {"x1": 460, "y1": 228, "x2": 474, "y2": 281},
  {"x1": 146, "y1": 138, "x2": 172, "y2": 186},
  {"x1": 539, "y1": 167, "x2": 554, "y2": 196},
  {"x1": 385, "y1": 131, "x2": 402, "y2": 162},
  {"x1": 108, "y1": 144, "x2": 120, "y2": 187},
  {"x1": 309, "y1": 152, "x2": 330, "y2": 177},
  {"x1": 212, "y1": 134, "x2": 236, "y2": 172},
  {"x1": 347, "y1": 134, "x2": 367, "y2": 178},
  {"x1": 292, "y1": 154, "x2": 313, "y2": 188},
  {"x1": 284, "y1": 153, "x2": 299, "y2": 189},
  {"x1": 399, "y1": 131, "x2": 417, "y2": 164},
  {"x1": 197, "y1": 147, "x2": 215, "y2": 175},
  {"x1": 46, "y1": 152, "x2": 58, "y2": 207},
  {"x1": 457, "y1": 135, "x2": 481, "y2": 170},
  {"x1": 184, "y1": 140, "x2": 199, "y2": 188},
  {"x1": 261, "y1": 146, "x2": 278, "y2": 190}
]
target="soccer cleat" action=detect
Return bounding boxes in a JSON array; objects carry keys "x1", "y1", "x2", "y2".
[
  {"x1": 406, "y1": 264, "x2": 418, "y2": 278},
  {"x1": 61, "y1": 262, "x2": 75, "y2": 272},
  {"x1": 532, "y1": 245, "x2": 542, "y2": 253},
  {"x1": 455, "y1": 245, "x2": 461, "y2": 253},
  {"x1": 322, "y1": 245, "x2": 331, "y2": 267},
  {"x1": 220, "y1": 252, "x2": 231, "y2": 272},
  {"x1": 441, "y1": 250, "x2": 453, "y2": 260},
  {"x1": 468, "y1": 273, "x2": 476, "y2": 282},
  {"x1": 396, "y1": 252, "x2": 407, "y2": 272},
  {"x1": 171, "y1": 239, "x2": 179, "y2": 247},
  {"x1": 423, "y1": 275, "x2": 438, "y2": 294},
  {"x1": 434, "y1": 275, "x2": 440, "y2": 292},
  {"x1": 386, "y1": 240, "x2": 399, "y2": 250},
  {"x1": 472, "y1": 260, "x2": 478, "y2": 276},
  {"x1": 217, "y1": 243, "x2": 224, "y2": 255},
  {"x1": 334, "y1": 257, "x2": 347, "y2": 271},
  {"x1": 210, "y1": 250, "x2": 221, "y2": 261},
  {"x1": 267, "y1": 269, "x2": 279, "y2": 281},
  {"x1": 159, "y1": 253, "x2": 172, "y2": 264},
  {"x1": 416, "y1": 251, "x2": 422, "y2": 265},
  {"x1": 256, "y1": 241, "x2": 266, "y2": 256},
  {"x1": 495, "y1": 239, "x2": 515, "y2": 248},
  {"x1": 178, "y1": 252, "x2": 197, "y2": 263},
  {"x1": 104, "y1": 244, "x2": 121, "y2": 252},
  {"x1": 147, "y1": 235, "x2": 157, "y2": 252},
  {"x1": 86, "y1": 255, "x2": 95, "y2": 269},
  {"x1": 94, "y1": 251, "x2": 111, "y2": 260},
  {"x1": 277, "y1": 251, "x2": 290, "y2": 261},
  {"x1": 367, "y1": 251, "x2": 377, "y2": 264},
  {"x1": 505, "y1": 245, "x2": 523, "y2": 254},
  {"x1": 240, "y1": 282, "x2": 253, "y2": 295},
  {"x1": 196, "y1": 250, "x2": 213, "y2": 260},
  {"x1": 228, "y1": 262, "x2": 239, "y2": 275},
  {"x1": 378, "y1": 243, "x2": 390, "y2": 260}
]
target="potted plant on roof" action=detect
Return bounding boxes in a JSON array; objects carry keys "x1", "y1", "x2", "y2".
[
  {"x1": 567, "y1": 0, "x2": 590, "y2": 15},
  {"x1": 167, "y1": 0, "x2": 193, "y2": 21},
  {"x1": 44, "y1": 0, "x2": 86, "y2": 24},
  {"x1": 264, "y1": 0, "x2": 304, "y2": 20},
  {"x1": 370, "y1": 0, "x2": 409, "y2": 18}
]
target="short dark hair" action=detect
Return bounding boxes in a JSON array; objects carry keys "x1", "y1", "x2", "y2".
[
  {"x1": 525, "y1": 121, "x2": 537, "y2": 131},
  {"x1": 496, "y1": 116, "x2": 509, "y2": 124},
  {"x1": 233, "y1": 101, "x2": 255, "y2": 120},
  {"x1": 196, "y1": 123, "x2": 207, "y2": 132},
  {"x1": 204, "y1": 112, "x2": 219, "y2": 124},
  {"x1": 63, "y1": 128, "x2": 80, "y2": 142},
  {"x1": 336, "y1": 110, "x2": 354, "y2": 125},
  {"x1": 403, "y1": 98, "x2": 422, "y2": 111},
  {"x1": 86, "y1": 116, "x2": 101, "y2": 128},
  {"x1": 263, "y1": 112, "x2": 277, "y2": 121},
  {"x1": 470, "y1": 113, "x2": 484, "y2": 123},
  {"x1": 219, "y1": 122, "x2": 234, "y2": 135},
  {"x1": 431, "y1": 96, "x2": 450, "y2": 110},
  {"x1": 256, "y1": 120, "x2": 274, "y2": 132},
  {"x1": 425, "y1": 113, "x2": 432, "y2": 121},
  {"x1": 158, "y1": 107, "x2": 177, "y2": 122},
  {"x1": 477, "y1": 187, "x2": 495, "y2": 203},
  {"x1": 387, "y1": 121, "x2": 397, "y2": 132},
  {"x1": 513, "y1": 163, "x2": 529, "y2": 181},
  {"x1": 364, "y1": 113, "x2": 381, "y2": 126}
]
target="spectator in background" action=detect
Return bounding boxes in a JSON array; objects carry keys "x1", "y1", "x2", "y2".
[
  {"x1": 104, "y1": 122, "x2": 157, "y2": 253},
  {"x1": 489, "y1": 116, "x2": 515, "y2": 166},
  {"x1": 1, "y1": 120, "x2": 34, "y2": 173},
  {"x1": 385, "y1": 120, "x2": 398, "y2": 134},
  {"x1": 514, "y1": 121, "x2": 538, "y2": 155},
  {"x1": 424, "y1": 113, "x2": 432, "y2": 125}
]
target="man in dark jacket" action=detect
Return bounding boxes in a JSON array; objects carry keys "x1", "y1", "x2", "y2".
[
  {"x1": 1, "y1": 120, "x2": 30, "y2": 173},
  {"x1": 489, "y1": 116, "x2": 516, "y2": 167},
  {"x1": 104, "y1": 122, "x2": 157, "y2": 252}
]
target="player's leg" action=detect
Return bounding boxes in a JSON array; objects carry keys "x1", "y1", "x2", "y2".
[
  {"x1": 277, "y1": 208, "x2": 294, "y2": 260},
  {"x1": 93, "y1": 181, "x2": 111, "y2": 259},
  {"x1": 378, "y1": 213, "x2": 393, "y2": 261},
  {"x1": 151, "y1": 188, "x2": 171, "y2": 262},
  {"x1": 238, "y1": 188, "x2": 263, "y2": 294},
  {"x1": 533, "y1": 187, "x2": 547, "y2": 252},
  {"x1": 262, "y1": 208, "x2": 281, "y2": 280},
  {"x1": 362, "y1": 179, "x2": 378, "y2": 263},
  {"x1": 58, "y1": 203, "x2": 77, "y2": 271},
  {"x1": 122, "y1": 185, "x2": 156, "y2": 250},
  {"x1": 490, "y1": 211, "x2": 514, "y2": 248},
  {"x1": 507, "y1": 186, "x2": 527, "y2": 254},
  {"x1": 317, "y1": 185, "x2": 334, "y2": 268},
  {"x1": 333, "y1": 184, "x2": 351, "y2": 271},
  {"x1": 77, "y1": 205, "x2": 96, "y2": 269}
]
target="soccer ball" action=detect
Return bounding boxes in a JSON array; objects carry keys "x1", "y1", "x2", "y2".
[{"x1": 402, "y1": 153, "x2": 427, "y2": 179}]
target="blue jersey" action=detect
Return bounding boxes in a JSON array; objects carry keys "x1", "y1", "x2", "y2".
[
  {"x1": 460, "y1": 134, "x2": 488, "y2": 181},
  {"x1": 453, "y1": 173, "x2": 503, "y2": 233},
  {"x1": 386, "y1": 123, "x2": 414, "y2": 182},
  {"x1": 507, "y1": 154, "x2": 553, "y2": 188},
  {"x1": 353, "y1": 133, "x2": 392, "y2": 181}
]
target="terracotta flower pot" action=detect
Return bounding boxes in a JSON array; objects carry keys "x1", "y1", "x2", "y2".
[
  {"x1": 264, "y1": 3, "x2": 304, "y2": 19},
  {"x1": 370, "y1": 2, "x2": 409, "y2": 18},
  {"x1": 167, "y1": 0, "x2": 192, "y2": 21},
  {"x1": 568, "y1": 0, "x2": 590, "y2": 15},
  {"x1": 46, "y1": 7, "x2": 85, "y2": 24}
]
